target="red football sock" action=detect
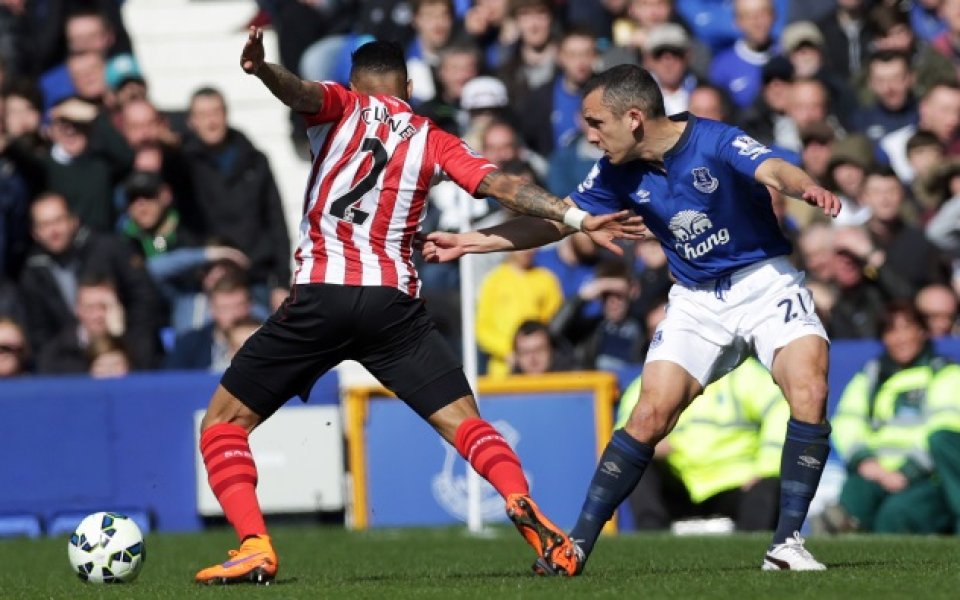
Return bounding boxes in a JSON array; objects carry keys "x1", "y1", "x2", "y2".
[
  {"x1": 454, "y1": 418, "x2": 529, "y2": 498},
  {"x1": 200, "y1": 423, "x2": 267, "y2": 541}
]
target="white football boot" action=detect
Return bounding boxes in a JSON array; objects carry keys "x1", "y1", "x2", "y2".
[{"x1": 762, "y1": 532, "x2": 827, "y2": 571}]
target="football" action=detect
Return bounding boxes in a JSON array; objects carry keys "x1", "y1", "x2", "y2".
[{"x1": 67, "y1": 512, "x2": 145, "y2": 583}]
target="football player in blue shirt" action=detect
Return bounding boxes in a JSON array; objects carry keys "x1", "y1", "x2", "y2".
[{"x1": 423, "y1": 63, "x2": 841, "y2": 575}]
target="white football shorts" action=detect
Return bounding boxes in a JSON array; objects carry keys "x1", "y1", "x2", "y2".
[{"x1": 645, "y1": 256, "x2": 829, "y2": 386}]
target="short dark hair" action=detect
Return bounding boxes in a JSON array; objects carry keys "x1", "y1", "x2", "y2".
[
  {"x1": 867, "y1": 49, "x2": 910, "y2": 72},
  {"x1": 865, "y1": 165, "x2": 901, "y2": 181},
  {"x1": 880, "y1": 299, "x2": 927, "y2": 334},
  {"x1": 582, "y1": 64, "x2": 665, "y2": 118},
  {"x1": 906, "y1": 129, "x2": 942, "y2": 155},
  {"x1": 514, "y1": 320, "x2": 550, "y2": 345},
  {"x1": 190, "y1": 86, "x2": 226, "y2": 110},
  {"x1": 350, "y1": 40, "x2": 408, "y2": 81},
  {"x1": 3, "y1": 78, "x2": 44, "y2": 111}
]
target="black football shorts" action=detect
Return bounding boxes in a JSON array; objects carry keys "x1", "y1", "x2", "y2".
[{"x1": 221, "y1": 283, "x2": 472, "y2": 420}]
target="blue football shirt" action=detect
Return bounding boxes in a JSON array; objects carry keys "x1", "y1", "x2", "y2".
[{"x1": 570, "y1": 113, "x2": 793, "y2": 287}]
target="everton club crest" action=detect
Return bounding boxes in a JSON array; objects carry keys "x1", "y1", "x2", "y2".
[{"x1": 691, "y1": 167, "x2": 718, "y2": 193}]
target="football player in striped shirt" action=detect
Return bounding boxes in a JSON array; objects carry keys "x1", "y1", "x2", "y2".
[{"x1": 193, "y1": 28, "x2": 643, "y2": 585}]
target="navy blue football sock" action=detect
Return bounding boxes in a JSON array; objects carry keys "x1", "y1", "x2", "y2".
[
  {"x1": 570, "y1": 429, "x2": 653, "y2": 557},
  {"x1": 772, "y1": 418, "x2": 831, "y2": 545}
]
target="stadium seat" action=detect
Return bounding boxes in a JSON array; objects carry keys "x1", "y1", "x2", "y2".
[
  {"x1": 0, "y1": 513, "x2": 43, "y2": 539},
  {"x1": 48, "y1": 509, "x2": 152, "y2": 537}
]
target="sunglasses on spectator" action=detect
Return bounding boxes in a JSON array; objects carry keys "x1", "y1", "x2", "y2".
[
  {"x1": 0, "y1": 344, "x2": 23, "y2": 355},
  {"x1": 652, "y1": 46, "x2": 686, "y2": 59}
]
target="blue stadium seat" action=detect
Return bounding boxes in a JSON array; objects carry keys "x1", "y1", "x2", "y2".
[
  {"x1": 0, "y1": 513, "x2": 42, "y2": 538},
  {"x1": 48, "y1": 509, "x2": 152, "y2": 537}
]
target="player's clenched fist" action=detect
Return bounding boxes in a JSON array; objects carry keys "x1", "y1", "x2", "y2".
[{"x1": 241, "y1": 26, "x2": 265, "y2": 75}]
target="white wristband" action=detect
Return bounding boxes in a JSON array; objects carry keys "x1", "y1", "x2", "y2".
[{"x1": 563, "y1": 206, "x2": 588, "y2": 231}]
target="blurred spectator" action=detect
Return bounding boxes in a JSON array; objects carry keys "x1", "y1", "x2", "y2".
[
  {"x1": 929, "y1": 0, "x2": 960, "y2": 83},
  {"x1": 457, "y1": 75, "x2": 513, "y2": 153},
  {"x1": 687, "y1": 82, "x2": 733, "y2": 121},
  {"x1": 119, "y1": 170, "x2": 249, "y2": 333},
  {"x1": 533, "y1": 232, "x2": 599, "y2": 303},
  {"x1": 779, "y1": 20, "x2": 857, "y2": 126},
  {"x1": 0, "y1": 316, "x2": 29, "y2": 377},
  {"x1": 776, "y1": 78, "x2": 842, "y2": 154},
  {"x1": 798, "y1": 122, "x2": 835, "y2": 188},
  {"x1": 225, "y1": 316, "x2": 262, "y2": 361},
  {"x1": 880, "y1": 82, "x2": 960, "y2": 184},
  {"x1": 824, "y1": 133, "x2": 875, "y2": 227},
  {"x1": 167, "y1": 268, "x2": 253, "y2": 372},
  {"x1": 826, "y1": 301, "x2": 960, "y2": 534},
  {"x1": 737, "y1": 54, "x2": 793, "y2": 146},
  {"x1": 464, "y1": 0, "x2": 515, "y2": 69},
  {"x1": 182, "y1": 87, "x2": 291, "y2": 314},
  {"x1": 816, "y1": 0, "x2": 871, "y2": 82},
  {"x1": 796, "y1": 221, "x2": 836, "y2": 287},
  {"x1": 916, "y1": 283, "x2": 959, "y2": 337},
  {"x1": 852, "y1": 51, "x2": 918, "y2": 146},
  {"x1": 476, "y1": 248, "x2": 562, "y2": 377},
  {"x1": 545, "y1": 113, "x2": 603, "y2": 197},
  {"x1": 642, "y1": 23, "x2": 699, "y2": 116},
  {"x1": 906, "y1": 130, "x2": 948, "y2": 218},
  {"x1": 913, "y1": 0, "x2": 948, "y2": 43},
  {"x1": 20, "y1": 192, "x2": 162, "y2": 368},
  {"x1": 479, "y1": 116, "x2": 546, "y2": 178},
  {"x1": 604, "y1": 0, "x2": 711, "y2": 77},
  {"x1": 619, "y1": 357, "x2": 788, "y2": 531},
  {"x1": 858, "y1": 166, "x2": 950, "y2": 290},
  {"x1": 4, "y1": 96, "x2": 133, "y2": 232},
  {"x1": 104, "y1": 53, "x2": 148, "y2": 113},
  {"x1": 118, "y1": 98, "x2": 197, "y2": 225},
  {"x1": 676, "y1": 0, "x2": 788, "y2": 54},
  {"x1": 87, "y1": 333, "x2": 131, "y2": 379},
  {"x1": 925, "y1": 159, "x2": 960, "y2": 257},
  {"x1": 863, "y1": 2, "x2": 956, "y2": 106},
  {"x1": 519, "y1": 26, "x2": 597, "y2": 157},
  {"x1": 549, "y1": 260, "x2": 645, "y2": 370},
  {"x1": 66, "y1": 50, "x2": 107, "y2": 106},
  {"x1": 36, "y1": 274, "x2": 125, "y2": 374},
  {"x1": 709, "y1": 0, "x2": 776, "y2": 110},
  {"x1": 406, "y1": 0, "x2": 457, "y2": 105},
  {"x1": 39, "y1": 5, "x2": 132, "y2": 111},
  {"x1": 829, "y1": 225, "x2": 915, "y2": 339},
  {"x1": 2, "y1": 78, "x2": 42, "y2": 139},
  {"x1": 498, "y1": 0, "x2": 558, "y2": 115},
  {"x1": 0, "y1": 83, "x2": 29, "y2": 281},
  {"x1": 565, "y1": 0, "x2": 625, "y2": 42},
  {"x1": 418, "y1": 42, "x2": 482, "y2": 134},
  {"x1": 510, "y1": 319, "x2": 574, "y2": 375}
]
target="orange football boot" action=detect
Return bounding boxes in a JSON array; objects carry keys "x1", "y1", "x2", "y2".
[
  {"x1": 505, "y1": 494, "x2": 582, "y2": 576},
  {"x1": 195, "y1": 534, "x2": 278, "y2": 585}
]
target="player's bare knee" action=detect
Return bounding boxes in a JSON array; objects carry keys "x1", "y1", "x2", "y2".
[
  {"x1": 624, "y1": 401, "x2": 671, "y2": 445},
  {"x1": 200, "y1": 387, "x2": 261, "y2": 433}
]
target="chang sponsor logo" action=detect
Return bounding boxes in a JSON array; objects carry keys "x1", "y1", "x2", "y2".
[{"x1": 668, "y1": 209, "x2": 730, "y2": 259}]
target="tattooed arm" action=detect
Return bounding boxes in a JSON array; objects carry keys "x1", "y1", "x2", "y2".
[
  {"x1": 241, "y1": 27, "x2": 322, "y2": 114},
  {"x1": 476, "y1": 171, "x2": 576, "y2": 223}
]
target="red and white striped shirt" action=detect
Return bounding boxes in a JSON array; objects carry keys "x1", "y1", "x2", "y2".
[{"x1": 294, "y1": 82, "x2": 497, "y2": 297}]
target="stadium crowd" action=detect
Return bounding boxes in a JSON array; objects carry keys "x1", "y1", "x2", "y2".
[{"x1": 1, "y1": 0, "x2": 959, "y2": 534}]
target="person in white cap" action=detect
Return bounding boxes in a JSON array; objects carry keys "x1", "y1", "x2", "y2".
[{"x1": 643, "y1": 23, "x2": 700, "y2": 115}]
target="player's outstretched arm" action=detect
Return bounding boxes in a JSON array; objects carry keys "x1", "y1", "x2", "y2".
[
  {"x1": 476, "y1": 171, "x2": 646, "y2": 245},
  {"x1": 241, "y1": 26, "x2": 322, "y2": 114},
  {"x1": 755, "y1": 158, "x2": 841, "y2": 218},
  {"x1": 421, "y1": 210, "x2": 646, "y2": 262}
]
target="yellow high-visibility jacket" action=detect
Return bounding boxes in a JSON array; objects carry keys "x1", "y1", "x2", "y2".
[
  {"x1": 832, "y1": 350, "x2": 960, "y2": 476},
  {"x1": 615, "y1": 358, "x2": 789, "y2": 503}
]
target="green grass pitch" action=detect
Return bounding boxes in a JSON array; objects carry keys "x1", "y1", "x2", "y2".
[{"x1": 1, "y1": 526, "x2": 956, "y2": 599}]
